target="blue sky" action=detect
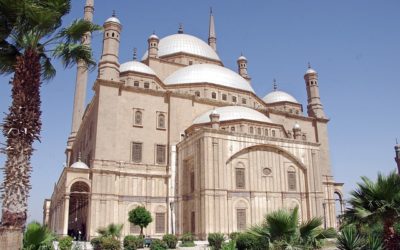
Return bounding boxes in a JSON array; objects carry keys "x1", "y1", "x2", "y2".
[{"x1": 0, "y1": 1, "x2": 399, "y2": 222}]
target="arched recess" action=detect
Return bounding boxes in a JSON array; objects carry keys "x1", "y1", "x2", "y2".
[
  {"x1": 334, "y1": 190, "x2": 345, "y2": 227},
  {"x1": 233, "y1": 199, "x2": 250, "y2": 232},
  {"x1": 67, "y1": 177, "x2": 91, "y2": 193},
  {"x1": 226, "y1": 144, "x2": 307, "y2": 174},
  {"x1": 68, "y1": 181, "x2": 90, "y2": 241}
]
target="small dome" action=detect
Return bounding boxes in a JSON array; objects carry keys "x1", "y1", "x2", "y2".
[
  {"x1": 164, "y1": 64, "x2": 255, "y2": 93},
  {"x1": 142, "y1": 33, "x2": 220, "y2": 61},
  {"x1": 120, "y1": 61, "x2": 156, "y2": 75},
  {"x1": 238, "y1": 55, "x2": 247, "y2": 61},
  {"x1": 305, "y1": 68, "x2": 317, "y2": 74},
  {"x1": 293, "y1": 122, "x2": 301, "y2": 130},
  {"x1": 70, "y1": 160, "x2": 89, "y2": 169},
  {"x1": 105, "y1": 16, "x2": 121, "y2": 24},
  {"x1": 149, "y1": 33, "x2": 159, "y2": 40},
  {"x1": 193, "y1": 106, "x2": 273, "y2": 124},
  {"x1": 263, "y1": 90, "x2": 299, "y2": 104}
]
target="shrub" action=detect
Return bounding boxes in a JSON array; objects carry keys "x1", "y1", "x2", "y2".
[
  {"x1": 123, "y1": 235, "x2": 144, "y2": 250},
  {"x1": 162, "y1": 234, "x2": 178, "y2": 249},
  {"x1": 150, "y1": 239, "x2": 168, "y2": 250},
  {"x1": 180, "y1": 241, "x2": 196, "y2": 247},
  {"x1": 208, "y1": 233, "x2": 225, "y2": 250},
  {"x1": 181, "y1": 232, "x2": 195, "y2": 244},
  {"x1": 236, "y1": 233, "x2": 259, "y2": 250},
  {"x1": 59, "y1": 236, "x2": 73, "y2": 250},
  {"x1": 90, "y1": 237, "x2": 102, "y2": 250},
  {"x1": 228, "y1": 232, "x2": 240, "y2": 241},
  {"x1": 221, "y1": 240, "x2": 236, "y2": 250},
  {"x1": 101, "y1": 236, "x2": 122, "y2": 250}
]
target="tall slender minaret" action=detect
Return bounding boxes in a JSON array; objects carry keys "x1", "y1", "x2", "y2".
[
  {"x1": 208, "y1": 8, "x2": 217, "y2": 51},
  {"x1": 304, "y1": 63, "x2": 326, "y2": 119},
  {"x1": 67, "y1": 0, "x2": 94, "y2": 165},
  {"x1": 237, "y1": 53, "x2": 250, "y2": 81},
  {"x1": 395, "y1": 140, "x2": 400, "y2": 174}
]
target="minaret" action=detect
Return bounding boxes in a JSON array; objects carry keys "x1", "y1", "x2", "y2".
[
  {"x1": 237, "y1": 54, "x2": 251, "y2": 81},
  {"x1": 395, "y1": 140, "x2": 400, "y2": 174},
  {"x1": 69, "y1": 0, "x2": 94, "y2": 138},
  {"x1": 148, "y1": 32, "x2": 159, "y2": 58},
  {"x1": 67, "y1": 0, "x2": 94, "y2": 166},
  {"x1": 98, "y1": 11, "x2": 122, "y2": 81},
  {"x1": 304, "y1": 63, "x2": 326, "y2": 118},
  {"x1": 208, "y1": 8, "x2": 217, "y2": 51}
]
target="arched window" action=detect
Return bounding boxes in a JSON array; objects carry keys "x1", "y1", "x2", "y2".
[
  {"x1": 249, "y1": 127, "x2": 254, "y2": 134},
  {"x1": 235, "y1": 168, "x2": 245, "y2": 189},
  {"x1": 257, "y1": 128, "x2": 262, "y2": 135},
  {"x1": 242, "y1": 98, "x2": 247, "y2": 104},
  {"x1": 288, "y1": 169, "x2": 296, "y2": 191},
  {"x1": 211, "y1": 92, "x2": 217, "y2": 99},
  {"x1": 144, "y1": 82, "x2": 150, "y2": 89},
  {"x1": 232, "y1": 96, "x2": 237, "y2": 102},
  {"x1": 158, "y1": 114, "x2": 165, "y2": 129},
  {"x1": 222, "y1": 94, "x2": 227, "y2": 101},
  {"x1": 135, "y1": 111, "x2": 142, "y2": 125},
  {"x1": 265, "y1": 129, "x2": 268, "y2": 136},
  {"x1": 272, "y1": 130, "x2": 276, "y2": 137}
]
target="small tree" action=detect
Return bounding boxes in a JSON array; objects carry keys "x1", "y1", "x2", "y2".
[{"x1": 128, "y1": 206, "x2": 152, "y2": 236}]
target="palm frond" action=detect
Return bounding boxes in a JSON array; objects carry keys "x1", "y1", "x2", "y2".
[
  {"x1": 52, "y1": 43, "x2": 96, "y2": 69},
  {"x1": 59, "y1": 19, "x2": 102, "y2": 44},
  {"x1": 40, "y1": 53, "x2": 55, "y2": 81},
  {"x1": 0, "y1": 40, "x2": 19, "y2": 74}
]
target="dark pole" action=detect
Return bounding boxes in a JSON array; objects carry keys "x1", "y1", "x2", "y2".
[{"x1": 322, "y1": 202, "x2": 327, "y2": 229}]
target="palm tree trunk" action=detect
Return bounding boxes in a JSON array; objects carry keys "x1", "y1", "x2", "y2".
[
  {"x1": 383, "y1": 217, "x2": 398, "y2": 250},
  {"x1": 0, "y1": 49, "x2": 41, "y2": 249}
]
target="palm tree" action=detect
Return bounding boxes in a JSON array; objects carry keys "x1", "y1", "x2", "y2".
[
  {"x1": 344, "y1": 171, "x2": 400, "y2": 250},
  {"x1": 0, "y1": 0, "x2": 100, "y2": 247},
  {"x1": 23, "y1": 221, "x2": 55, "y2": 250},
  {"x1": 249, "y1": 207, "x2": 336, "y2": 249},
  {"x1": 96, "y1": 223, "x2": 124, "y2": 240}
]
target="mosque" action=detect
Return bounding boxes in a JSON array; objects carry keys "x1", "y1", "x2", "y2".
[{"x1": 43, "y1": 0, "x2": 344, "y2": 240}]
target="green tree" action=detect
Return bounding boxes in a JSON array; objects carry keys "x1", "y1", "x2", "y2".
[
  {"x1": 97, "y1": 223, "x2": 124, "y2": 240},
  {"x1": 128, "y1": 206, "x2": 152, "y2": 236},
  {"x1": 249, "y1": 207, "x2": 336, "y2": 249},
  {"x1": 23, "y1": 221, "x2": 55, "y2": 250},
  {"x1": 344, "y1": 171, "x2": 400, "y2": 250},
  {"x1": 0, "y1": 0, "x2": 100, "y2": 247}
]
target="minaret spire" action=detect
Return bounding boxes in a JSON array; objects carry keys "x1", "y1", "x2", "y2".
[
  {"x1": 67, "y1": 0, "x2": 94, "y2": 166},
  {"x1": 208, "y1": 7, "x2": 217, "y2": 51},
  {"x1": 395, "y1": 139, "x2": 400, "y2": 174},
  {"x1": 273, "y1": 78, "x2": 277, "y2": 91}
]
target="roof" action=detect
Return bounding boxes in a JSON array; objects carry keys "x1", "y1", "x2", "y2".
[
  {"x1": 305, "y1": 68, "x2": 317, "y2": 74},
  {"x1": 70, "y1": 161, "x2": 89, "y2": 169},
  {"x1": 120, "y1": 61, "x2": 156, "y2": 75},
  {"x1": 164, "y1": 64, "x2": 255, "y2": 93},
  {"x1": 263, "y1": 90, "x2": 299, "y2": 104},
  {"x1": 105, "y1": 16, "x2": 121, "y2": 24},
  {"x1": 193, "y1": 106, "x2": 273, "y2": 124},
  {"x1": 142, "y1": 33, "x2": 220, "y2": 61}
]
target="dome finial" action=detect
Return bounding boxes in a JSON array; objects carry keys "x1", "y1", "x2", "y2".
[
  {"x1": 112, "y1": 10, "x2": 116, "y2": 17},
  {"x1": 133, "y1": 48, "x2": 137, "y2": 61},
  {"x1": 78, "y1": 152, "x2": 82, "y2": 162},
  {"x1": 308, "y1": 62, "x2": 311, "y2": 69},
  {"x1": 273, "y1": 78, "x2": 277, "y2": 91},
  {"x1": 178, "y1": 23, "x2": 184, "y2": 34}
]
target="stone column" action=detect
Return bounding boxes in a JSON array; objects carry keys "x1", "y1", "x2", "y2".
[{"x1": 63, "y1": 195, "x2": 70, "y2": 236}]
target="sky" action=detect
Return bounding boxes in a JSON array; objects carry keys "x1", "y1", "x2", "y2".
[{"x1": 0, "y1": 0, "x2": 399, "y2": 223}]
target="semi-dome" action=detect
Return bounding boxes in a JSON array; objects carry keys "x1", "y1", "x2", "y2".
[
  {"x1": 70, "y1": 160, "x2": 89, "y2": 169},
  {"x1": 142, "y1": 33, "x2": 220, "y2": 61},
  {"x1": 193, "y1": 106, "x2": 273, "y2": 124},
  {"x1": 164, "y1": 64, "x2": 255, "y2": 93},
  {"x1": 263, "y1": 91, "x2": 298, "y2": 104},
  {"x1": 105, "y1": 16, "x2": 121, "y2": 24},
  {"x1": 120, "y1": 61, "x2": 156, "y2": 75}
]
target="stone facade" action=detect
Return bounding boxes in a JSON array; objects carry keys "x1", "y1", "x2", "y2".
[{"x1": 44, "y1": 1, "x2": 343, "y2": 240}]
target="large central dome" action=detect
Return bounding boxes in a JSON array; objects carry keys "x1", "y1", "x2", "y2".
[
  {"x1": 142, "y1": 34, "x2": 221, "y2": 61},
  {"x1": 164, "y1": 64, "x2": 255, "y2": 93}
]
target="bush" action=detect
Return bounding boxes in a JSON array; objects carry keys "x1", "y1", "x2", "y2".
[
  {"x1": 181, "y1": 232, "x2": 195, "y2": 244},
  {"x1": 59, "y1": 236, "x2": 73, "y2": 250},
  {"x1": 162, "y1": 234, "x2": 178, "y2": 249},
  {"x1": 90, "y1": 237, "x2": 102, "y2": 250},
  {"x1": 208, "y1": 233, "x2": 225, "y2": 250},
  {"x1": 123, "y1": 235, "x2": 144, "y2": 250},
  {"x1": 236, "y1": 233, "x2": 259, "y2": 250},
  {"x1": 221, "y1": 240, "x2": 236, "y2": 250},
  {"x1": 150, "y1": 239, "x2": 168, "y2": 250},
  {"x1": 101, "y1": 236, "x2": 122, "y2": 250},
  {"x1": 180, "y1": 241, "x2": 196, "y2": 247},
  {"x1": 228, "y1": 232, "x2": 240, "y2": 241}
]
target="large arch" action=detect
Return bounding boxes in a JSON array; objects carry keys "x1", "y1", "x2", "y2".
[
  {"x1": 68, "y1": 181, "x2": 90, "y2": 241},
  {"x1": 226, "y1": 144, "x2": 308, "y2": 174}
]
